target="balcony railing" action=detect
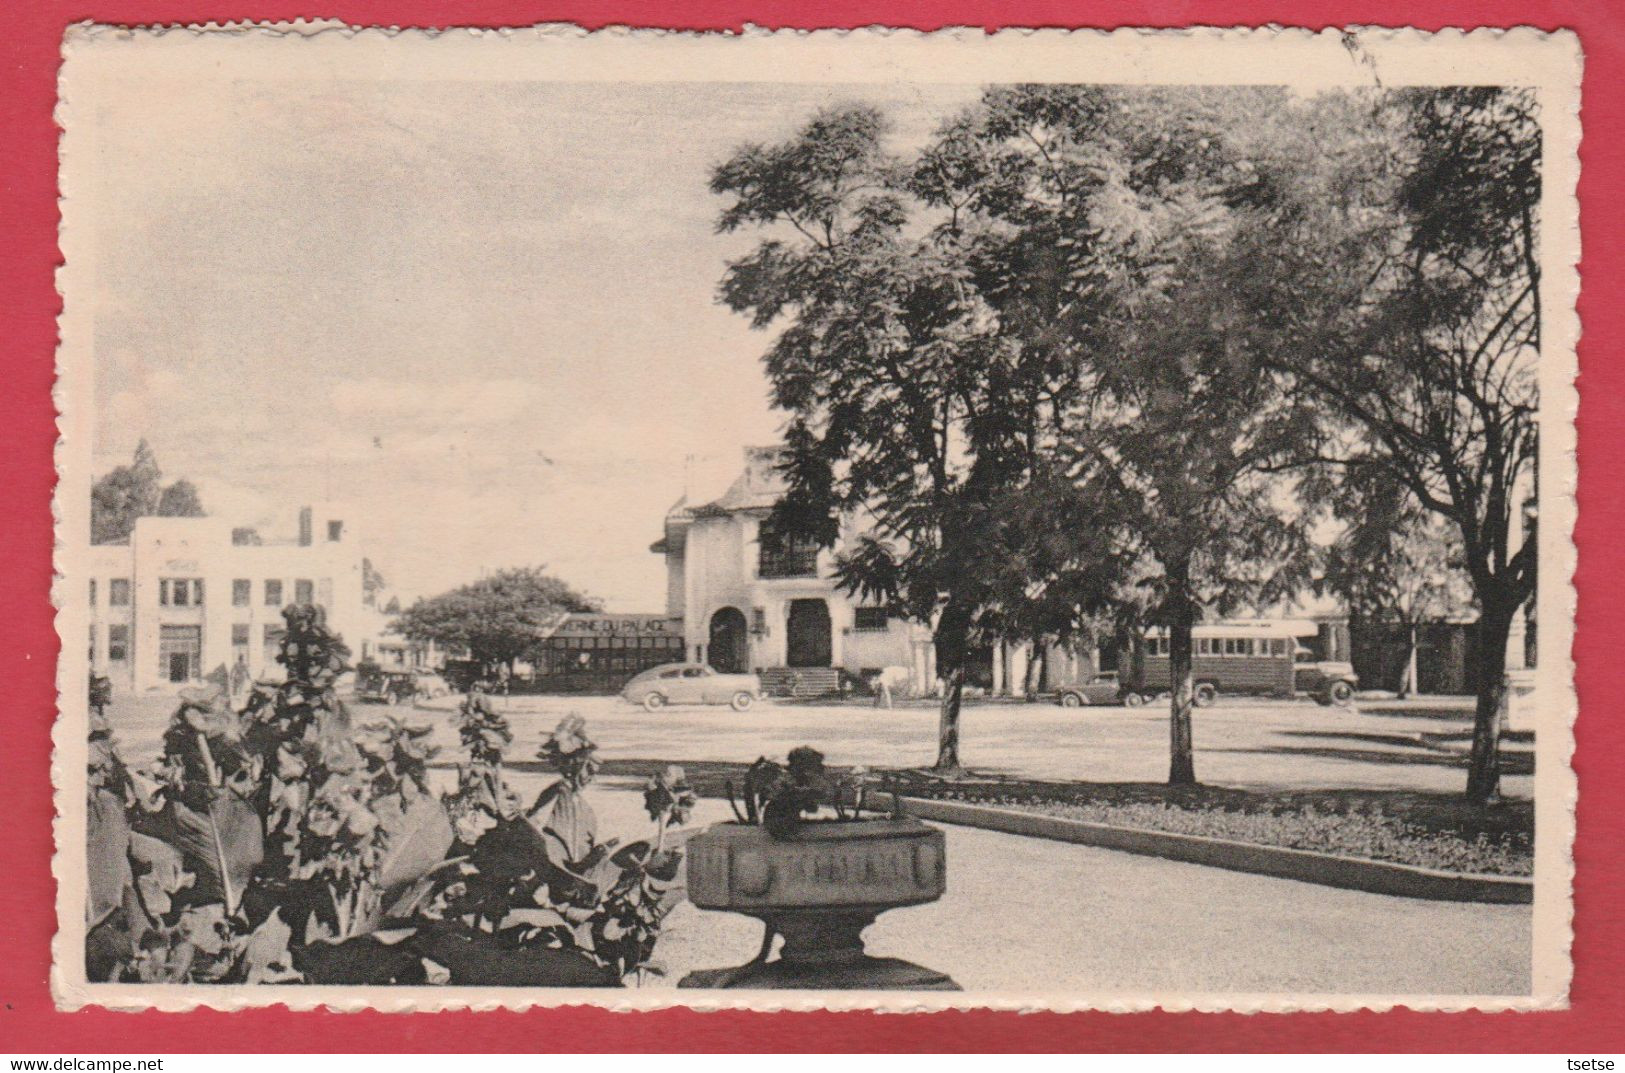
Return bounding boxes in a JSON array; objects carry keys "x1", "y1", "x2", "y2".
[{"x1": 757, "y1": 546, "x2": 820, "y2": 579}]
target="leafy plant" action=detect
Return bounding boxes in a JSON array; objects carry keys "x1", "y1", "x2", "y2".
[
  {"x1": 86, "y1": 607, "x2": 689, "y2": 986},
  {"x1": 725, "y1": 747, "x2": 885, "y2": 838},
  {"x1": 456, "y1": 684, "x2": 512, "y2": 773}
]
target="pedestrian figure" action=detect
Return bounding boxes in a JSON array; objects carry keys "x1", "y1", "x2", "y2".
[
  {"x1": 230, "y1": 653, "x2": 250, "y2": 699},
  {"x1": 89, "y1": 673, "x2": 112, "y2": 721},
  {"x1": 873, "y1": 671, "x2": 893, "y2": 710}
]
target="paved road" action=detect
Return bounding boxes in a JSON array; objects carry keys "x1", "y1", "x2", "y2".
[{"x1": 101, "y1": 688, "x2": 1531, "y2": 798}]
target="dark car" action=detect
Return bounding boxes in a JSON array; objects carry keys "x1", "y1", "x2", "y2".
[{"x1": 1056, "y1": 672, "x2": 1146, "y2": 709}]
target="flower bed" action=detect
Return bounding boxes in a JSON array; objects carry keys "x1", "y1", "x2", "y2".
[
  {"x1": 593, "y1": 760, "x2": 1534, "y2": 878},
  {"x1": 920, "y1": 796, "x2": 1531, "y2": 876}
]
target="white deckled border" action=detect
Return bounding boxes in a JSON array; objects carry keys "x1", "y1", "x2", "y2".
[{"x1": 51, "y1": 21, "x2": 1582, "y2": 1015}]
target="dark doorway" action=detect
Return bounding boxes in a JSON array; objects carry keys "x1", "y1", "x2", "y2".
[
  {"x1": 159, "y1": 624, "x2": 201, "y2": 683},
  {"x1": 786, "y1": 599, "x2": 832, "y2": 668},
  {"x1": 708, "y1": 607, "x2": 749, "y2": 674}
]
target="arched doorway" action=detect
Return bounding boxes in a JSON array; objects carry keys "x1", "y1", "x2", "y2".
[
  {"x1": 786, "y1": 599, "x2": 832, "y2": 668},
  {"x1": 708, "y1": 607, "x2": 749, "y2": 674}
]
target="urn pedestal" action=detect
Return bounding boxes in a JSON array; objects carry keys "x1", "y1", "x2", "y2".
[{"x1": 678, "y1": 818, "x2": 959, "y2": 990}]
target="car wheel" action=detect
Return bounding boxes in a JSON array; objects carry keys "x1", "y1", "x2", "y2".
[
  {"x1": 642, "y1": 692, "x2": 666, "y2": 713},
  {"x1": 1328, "y1": 680, "x2": 1355, "y2": 707},
  {"x1": 1123, "y1": 691, "x2": 1147, "y2": 708},
  {"x1": 1059, "y1": 691, "x2": 1083, "y2": 708},
  {"x1": 730, "y1": 691, "x2": 754, "y2": 712},
  {"x1": 1193, "y1": 683, "x2": 1218, "y2": 708}
]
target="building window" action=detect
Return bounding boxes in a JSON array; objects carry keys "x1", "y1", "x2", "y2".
[
  {"x1": 89, "y1": 578, "x2": 97, "y2": 606},
  {"x1": 159, "y1": 578, "x2": 204, "y2": 607},
  {"x1": 232, "y1": 579, "x2": 251, "y2": 607},
  {"x1": 108, "y1": 624, "x2": 129, "y2": 662},
  {"x1": 317, "y1": 578, "x2": 334, "y2": 610},
  {"x1": 327, "y1": 520, "x2": 344, "y2": 542},
  {"x1": 231, "y1": 623, "x2": 250, "y2": 647},
  {"x1": 88, "y1": 623, "x2": 96, "y2": 661},
  {"x1": 109, "y1": 578, "x2": 130, "y2": 606},
  {"x1": 295, "y1": 579, "x2": 314, "y2": 605},
  {"x1": 265, "y1": 579, "x2": 283, "y2": 607},
  {"x1": 853, "y1": 607, "x2": 889, "y2": 631},
  {"x1": 757, "y1": 534, "x2": 820, "y2": 579}
]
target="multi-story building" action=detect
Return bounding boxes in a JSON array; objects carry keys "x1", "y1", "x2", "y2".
[
  {"x1": 84, "y1": 504, "x2": 376, "y2": 693},
  {"x1": 653, "y1": 447, "x2": 939, "y2": 695}
]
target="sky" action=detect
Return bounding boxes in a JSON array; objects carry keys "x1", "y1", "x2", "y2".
[{"x1": 90, "y1": 79, "x2": 983, "y2": 610}]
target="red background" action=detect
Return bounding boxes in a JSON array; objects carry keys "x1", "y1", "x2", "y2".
[{"x1": 2, "y1": 0, "x2": 1621, "y2": 1053}]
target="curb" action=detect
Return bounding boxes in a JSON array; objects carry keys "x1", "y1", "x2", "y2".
[{"x1": 867, "y1": 793, "x2": 1532, "y2": 904}]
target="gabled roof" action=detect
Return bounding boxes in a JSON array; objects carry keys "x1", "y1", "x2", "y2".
[{"x1": 653, "y1": 448, "x2": 786, "y2": 555}]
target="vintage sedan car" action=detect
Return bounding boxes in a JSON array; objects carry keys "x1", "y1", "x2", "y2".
[
  {"x1": 621, "y1": 662, "x2": 764, "y2": 713},
  {"x1": 1055, "y1": 672, "x2": 1146, "y2": 709}
]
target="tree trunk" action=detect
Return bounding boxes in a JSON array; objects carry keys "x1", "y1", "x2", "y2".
[
  {"x1": 932, "y1": 604, "x2": 972, "y2": 774},
  {"x1": 1400, "y1": 623, "x2": 1419, "y2": 699},
  {"x1": 1466, "y1": 598, "x2": 1516, "y2": 804},
  {"x1": 935, "y1": 667, "x2": 965, "y2": 774},
  {"x1": 1168, "y1": 608, "x2": 1197, "y2": 786},
  {"x1": 1024, "y1": 643, "x2": 1044, "y2": 699},
  {"x1": 1128, "y1": 632, "x2": 1147, "y2": 694}
]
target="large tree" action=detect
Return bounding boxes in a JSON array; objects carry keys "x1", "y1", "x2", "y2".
[
  {"x1": 156, "y1": 478, "x2": 205, "y2": 519},
  {"x1": 915, "y1": 86, "x2": 1323, "y2": 785},
  {"x1": 712, "y1": 106, "x2": 1101, "y2": 773},
  {"x1": 392, "y1": 568, "x2": 600, "y2": 674},
  {"x1": 1318, "y1": 474, "x2": 1475, "y2": 697},
  {"x1": 1262, "y1": 87, "x2": 1541, "y2": 801},
  {"x1": 91, "y1": 439, "x2": 206, "y2": 544}
]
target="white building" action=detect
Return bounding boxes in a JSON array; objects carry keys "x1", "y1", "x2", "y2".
[
  {"x1": 85, "y1": 504, "x2": 380, "y2": 693},
  {"x1": 653, "y1": 447, "x2": 939, "y2": 695}
]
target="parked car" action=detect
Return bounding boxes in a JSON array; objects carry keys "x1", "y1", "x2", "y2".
[
  {"x1": 621, "y1": 662, "x2": 763, "y2": 712},
  {"x1": 1056, "y1": 672, "x2": 1147, "y2": 709},
  {"x1": 356, "y1": 667, "x2": 418, "y2": 705},
  {"x1": 1292, "y1": 646, "x2": 1360, "y2": 706},
  {"x1": 413, "y1": 672, "x2": 451, "y2": 699}
]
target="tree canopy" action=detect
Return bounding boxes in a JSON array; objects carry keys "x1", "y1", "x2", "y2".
[
  {"x1": 91, "y1": 439, "x2": 207, "y2": 544},
  {"x1": 391, "y1": 568, "x2": 600, "y2": 673},
  {"x1": 712, "y1": 102, "x2": 1120, "y2": 772},
  {"x1": 946, "y1": 86, "x2": 1325, "y2": 783},
  {"x1": 716, "y1": 83, "x2": 1542, "y2": 799},
  {"x1": 1254, "y1": 87, "x2": 1541, "y2": 799}
]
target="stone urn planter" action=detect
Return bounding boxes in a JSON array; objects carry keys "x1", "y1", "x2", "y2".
[{"x1": 678, "y1": 816, "x2": 959, "y2": 990}]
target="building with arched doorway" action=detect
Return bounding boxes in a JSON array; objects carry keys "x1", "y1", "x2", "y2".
[{"x1": 651, "y1": 447, "x2": 938, "y2": 695}]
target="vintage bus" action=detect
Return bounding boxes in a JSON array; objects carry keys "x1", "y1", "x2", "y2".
[{"x1": 1122, "y1": 622, "x2": 1359, "y2": 707}]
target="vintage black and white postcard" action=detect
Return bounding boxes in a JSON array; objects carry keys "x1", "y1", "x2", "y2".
[{"x1": 52, "y1": 24, "x2": 1580, "y2": 1012}]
